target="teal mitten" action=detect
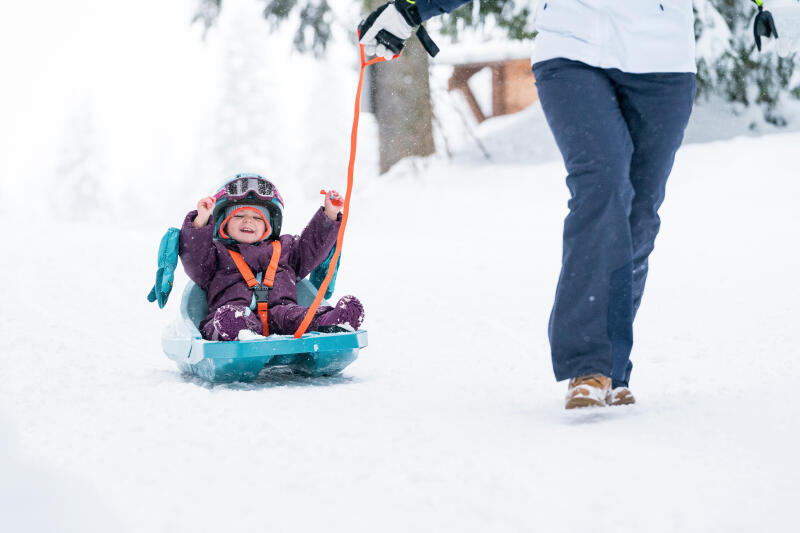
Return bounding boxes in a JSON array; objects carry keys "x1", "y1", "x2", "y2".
[{"x1": 147, "y1": 228, "x2": 181, "y2": 309}]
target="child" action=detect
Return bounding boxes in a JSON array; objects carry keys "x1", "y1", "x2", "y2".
[{"x1": 179, "y1": 173, "x2": 364, "y2": 341}]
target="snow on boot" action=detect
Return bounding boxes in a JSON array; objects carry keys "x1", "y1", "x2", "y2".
[
  {"x1": 565, "y1": 374, "x2": 611, "y2": 409},
  {"x1": 316, "y1": 295, "x2": 365, "y2": 331},
  {"x1": 211, "y1": 304, "x2": 262, "y2": 341},
  {"x1": 607, "y1": 387, "x2": 636, "y2": 406}
]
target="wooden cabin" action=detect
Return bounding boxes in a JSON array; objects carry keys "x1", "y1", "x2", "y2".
[{"x1": 435, "y1": 42, "x2": 538, "y2": 123}]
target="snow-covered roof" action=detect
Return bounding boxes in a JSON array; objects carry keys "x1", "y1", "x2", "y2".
[{"x1": 432, "y1": 40, "x2": 535, "y2": 65}]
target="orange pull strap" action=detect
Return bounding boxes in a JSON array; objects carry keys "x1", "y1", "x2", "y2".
[
  {"x1": 293, "y1": 44, "x2": 390, "y2": 338},
  {"x1": 227, "y1": 241, "x2": 281, "y2": 336}
]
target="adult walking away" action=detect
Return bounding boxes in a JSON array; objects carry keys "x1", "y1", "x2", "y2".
[{"x1": 359, "y1": 0, "x2": 699, "y2": 408}]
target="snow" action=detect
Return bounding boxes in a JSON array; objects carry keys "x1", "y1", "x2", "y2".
[
  {"x1": 695, "y1": 0, "x2": 732, "y2": 62},
  {"x1": 433, "y1": 40, "x2": 537, "y2": 65},
  {"x1": 466, "y1": 66, "x2": 494, "y2": 118},
  {"x1": 237, "y1": 329, "x2": 265, "y2": 341},
  {"x1": 2, "y1": 1, "x2": 800, "y2": 532},
  {"x1": 765, "y1": 1, "x2": 800, "y2": 57},
  {"x1": 3, "y1": 124, "x2": 799, "y2": 532}
]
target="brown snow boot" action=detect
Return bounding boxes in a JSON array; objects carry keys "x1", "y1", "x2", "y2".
[
  {"x1": 606, "y1": 386, "x2": 636, "y2": 406},
  {"x1": 565, "y1": 374, "x2": 611, "y2": 409}
]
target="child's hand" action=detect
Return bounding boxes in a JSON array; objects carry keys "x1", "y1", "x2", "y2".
[
  {"x1": 321, "y1": 189, "x2": 343, "y2": 221},
  {"x1": 193, "y1": 196, "x2": 216, "y2": 228},
  {"x1": 197, "y1": 196, "x2": 216, "y2": 216}
]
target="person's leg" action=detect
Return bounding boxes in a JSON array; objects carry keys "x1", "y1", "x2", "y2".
[
  {"x1": 532, "y1": 58, "x2": 636, "y2": 383},
  {"x1": 609, "y1": 70, "x2": 696, "y2": 386}
]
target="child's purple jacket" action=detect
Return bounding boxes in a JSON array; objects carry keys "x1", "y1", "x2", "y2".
[{"x1": 179, "y1": 207, "x2": 340, "y2": 332}]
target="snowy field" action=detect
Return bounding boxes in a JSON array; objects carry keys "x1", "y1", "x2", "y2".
[
  {"x1": 2, "y1": 1, "x2": 800, "y2": 532},
  {"x1": 2, "y1": 128, "x2": 800, "y2": 532}
]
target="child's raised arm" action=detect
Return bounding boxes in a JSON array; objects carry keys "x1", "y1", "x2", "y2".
[
  {"x1": 193, "y1": 196, "x2": 216, "y2": 228},
  {"x1": 180, "y1": 197, "x2": 219, "y2": 289},
  {"x1": 287, "y1": 192, "x2": 342, "y2": 280}
]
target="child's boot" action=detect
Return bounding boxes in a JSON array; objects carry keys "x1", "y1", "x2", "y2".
[
  {"x1": 210, "y1": 304, "x2": 262, "y2": 341},
  {"x1": 565, "y1": 374, "x2": 611, "y2": 409},
  {"x1": 315, "y1": 295, "x2": 365, "y2": 330}
]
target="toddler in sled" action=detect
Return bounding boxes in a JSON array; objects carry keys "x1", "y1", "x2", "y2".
[{"x1": 179, "y1": 173, "x2": 364, "y2": 341}]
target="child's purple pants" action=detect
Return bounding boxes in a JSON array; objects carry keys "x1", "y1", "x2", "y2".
[{"x1": 202, "y1": 303, "x2": 335, "y2": 341}]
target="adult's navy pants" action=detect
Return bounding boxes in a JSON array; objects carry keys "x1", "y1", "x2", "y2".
[{"x1": 532, "y1": 58, "x2": 696, "y2": 387}]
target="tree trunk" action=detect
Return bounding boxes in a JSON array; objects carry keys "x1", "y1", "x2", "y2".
[{"x1": 371, "y1": 30, "x2": 436, "y2": 173}]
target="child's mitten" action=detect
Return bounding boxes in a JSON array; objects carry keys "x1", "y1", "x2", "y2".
[{"x1": 147, "y1": 228, "x2": 180, "y2": 308}]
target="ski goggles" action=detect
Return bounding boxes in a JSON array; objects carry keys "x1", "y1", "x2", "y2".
[{"x1": 214, "y1": 174, "x2": 284, "y2": 207}]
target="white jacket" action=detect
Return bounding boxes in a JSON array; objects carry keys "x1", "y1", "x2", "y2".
[{"x1": 531, "y1": 0, "x2": 696, "y2": 73}]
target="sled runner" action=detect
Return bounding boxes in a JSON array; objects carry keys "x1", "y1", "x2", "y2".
[{"x1": 161, "y1": 279, "x2": 367, "y2": 383}]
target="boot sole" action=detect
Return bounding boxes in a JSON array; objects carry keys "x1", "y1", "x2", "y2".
[
  {"x1": 607, "y1": 397, "x2": 635, "y2": 406},
  {"x1": 565, "y1": 396, "x2": 606, "y2": 409}
]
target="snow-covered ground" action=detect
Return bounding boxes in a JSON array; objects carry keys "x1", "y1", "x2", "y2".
[
  {"x1": 3, "y1": 126, "x2": 800, "y2": 531},
  {"x1": 2, "y1": 1, "x2": 800, "y2": 531}
]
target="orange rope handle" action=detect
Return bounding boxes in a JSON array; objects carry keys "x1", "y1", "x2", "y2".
[{"x1": 293, "y1": 44, "x2": 392, "y2": 338}]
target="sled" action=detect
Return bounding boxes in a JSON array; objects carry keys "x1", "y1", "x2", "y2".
[{"x1": 161, "y1": 279, "x2": 367, "y2": 383}]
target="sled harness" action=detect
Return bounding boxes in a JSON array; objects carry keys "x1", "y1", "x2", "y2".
[{"x1": 227, "y1": 240, "x2": 281, "y2": 336}]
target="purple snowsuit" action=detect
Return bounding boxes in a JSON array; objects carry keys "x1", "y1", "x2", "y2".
[{"x1": 179, "y1": 207, "x2": 340, "y2": 339}]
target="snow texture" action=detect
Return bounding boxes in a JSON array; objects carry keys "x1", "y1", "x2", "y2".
[
  {"x1": 237, "y1": 329, "x2": 265, "y2": 341},
  {"x1": 3, "y1": 124, "x2": 800, "y2": 533},
  {"x1": 1, "y1": 1, "x2": 799, "y2": 532}
]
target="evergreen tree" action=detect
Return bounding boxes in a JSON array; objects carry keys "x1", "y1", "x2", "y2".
[
  {"x1": 195, "y1": 0, "x2": 333, "y2": 56},
  {"x1": 696, "y1": 0, "x2": 799, "y2": 125},
  {"x1": 437, "y1": 0, "x2": 536, "y2": 41},
  {"x1": 194, "y1": 0, "x2": 434, "y2": 173}
]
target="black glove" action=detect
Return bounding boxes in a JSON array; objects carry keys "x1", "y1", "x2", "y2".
[
  {"x1": 753, "y1": 0, "x2": 779, "y2": 52},
  {"x1": 358, "y1": 1, "x2": 438, "y2": 59}
]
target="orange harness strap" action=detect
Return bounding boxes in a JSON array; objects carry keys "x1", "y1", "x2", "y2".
[{"x1": 227, "y1": 240, "x2": 281, "y2": 336}]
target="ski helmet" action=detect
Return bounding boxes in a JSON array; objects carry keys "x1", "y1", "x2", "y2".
[{"x1": 211, "y1": 173, "x2": 284, "y2": 242}]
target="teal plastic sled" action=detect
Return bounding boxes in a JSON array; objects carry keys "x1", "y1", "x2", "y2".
[{"x1": 162, "y1": 280, "x2": 367, "y2": 383}]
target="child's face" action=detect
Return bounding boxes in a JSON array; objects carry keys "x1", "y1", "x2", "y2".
[{"x1": 226, "y1": 209, "x2": 267, "y2": 244}]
